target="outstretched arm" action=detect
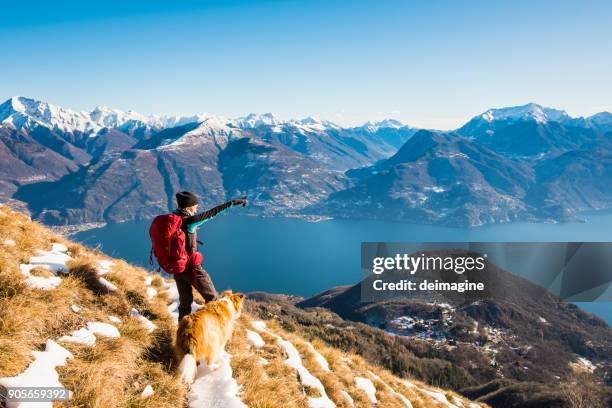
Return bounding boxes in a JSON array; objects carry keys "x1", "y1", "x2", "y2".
[{"x1": 182, "y1": 197, "x2": 247, "y2": 232}]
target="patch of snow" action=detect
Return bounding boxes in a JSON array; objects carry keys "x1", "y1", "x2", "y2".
[
  {"x1": 3, "y1": 238, "x2": 15, "y2": 246},
  {"x1": 421, "y1": 389, "x2": 457, "y2": 407},
  {"x1": 368, "y1": 371, "x2": 412, "y2": 407},
  {"x1": 277, "y1": 337, "x2": 335, "y2": 408},
  {"x1": 51, "y1": 243, "x2": 68, "y2": 252},
  {"x1": 355, "y1": 377, "x2": 377, "y2": 403},
  {"x1": 305, "y1": 342, "x2": 330, "y2": 372},
  {"x1": 144, "y1": 276, "x2": 153, "y2": 286},
  {"x1": 19, "y1": 264, "x2": 62, "y2": 290},
  {"x1": 538, "y1": 316, "x2": 547, "y2": 323},
  {"x1": 86, "y1": 322, "x2": 120, "y2": 338},
  {"x1": 131, "y1": 308, "x2": 157, "y2": 332},
  {"x1": 250, "y1": 320, "x2": 268, "y2": 331},
  {"x1": 251, "y1": 321, "x2": 334, "y2": 408},
  {"x1": 575, "y1": 357, "x2": 596, "y2": 373},
  {"x1": 245, "y1": 330, "x2": 265, "y2": 348},
  {"x1": 71, "y1": 304, "x2": 81, "y2": 313},
  {"x1": 96, "y1": 259, "x2": 115, "y2": 275},
  {"x1": 146, "y1": 287, "x2": 158, "y2": 300},
  {"x1": 26, "y1": 242, "x2": 73, "y2": 273},
  {"x1": 259, "y1": 357, "x2": 269, "y2": 366},
  {"x1": 188, "y1": 351, "x2": 247, "y2": 408},
  {"x1": 17, "y1": 242, "x2": 73, "y2": 289},
  {"x1": 0, "y1": 340, "x2": 74, "y2": 407},
  {"x1": 59, "y1": 328, "x2": 97, "y2": 346},
  {"x1": 164, "y1": 282, "x2": 180, "y2": 301},
  {"x1": 98, "y1": 277, "x2": 118, "y2": 292},
  {"x1": 141, "y1": 384, "x2": 154, "y2": 398},
  {"x1": 340, "y1": 390, "x2": 354, "y2": 407},
  {"x1": 108, "y1": 315, "x2": 122, "y2": 324},
  {"x1": 167, "y1": 301, "x2": 179, "y2": 314}
]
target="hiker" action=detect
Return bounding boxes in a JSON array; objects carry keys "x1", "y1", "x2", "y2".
[{"x1": 150, "y1": 191, "x2": 247, "y2": 321}]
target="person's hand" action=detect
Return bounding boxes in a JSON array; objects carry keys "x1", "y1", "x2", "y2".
[{"x1": 232, "y1": 196, "x2": 248, "y2": 207}]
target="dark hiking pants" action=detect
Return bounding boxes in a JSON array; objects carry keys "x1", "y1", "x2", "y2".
[{"x1": 174, "y1": 264, "x2": 217, "y2": 321}]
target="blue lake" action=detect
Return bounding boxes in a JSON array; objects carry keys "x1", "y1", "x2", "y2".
[{"x1": 73, "y1": 212, "x2": 612, "y2": 324}]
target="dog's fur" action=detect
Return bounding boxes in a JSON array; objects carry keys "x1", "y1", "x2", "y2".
[{"x1": 175, "y1": 290, "x2": 245, "y2": 383}]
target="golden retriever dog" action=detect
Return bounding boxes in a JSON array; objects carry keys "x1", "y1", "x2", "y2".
[{"x1": 176, "y1": 290, "x2": 245, "y2": 383}]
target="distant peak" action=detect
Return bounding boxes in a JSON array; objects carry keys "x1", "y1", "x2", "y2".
[
  {"x1": 298, "y1": 116, "x2": 322, "y2": 125},
  {"x1": 479, "y1": 103, "x2": 569, "y2": 124},
  {"x1": 235, "y1": 112, "x2": 281, "y2": 128}
]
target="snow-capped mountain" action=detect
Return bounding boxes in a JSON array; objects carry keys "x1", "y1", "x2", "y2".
[
  {"x1": 2, "y1": 96, "x2": 612, "y2": 228},
  {"x1": 232, "y1": 113, "x2": 281, "y2": 129},
  {"x1": 457, "y1": 102, "x2": 612, "y2": 157},
  {"x1": 359, "y1": 119, "x2": 404, "y2": 132},
  {"x1": 0, "y1": 96, "x2": 163, "y2": 135},
  {"x1": 477, "y1": 102, "x2": 570, "y2": 125}
]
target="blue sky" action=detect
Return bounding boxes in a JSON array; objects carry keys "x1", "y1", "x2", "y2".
[{"x1": 1, "y1": 0, "x2": 611, "y2": 129}]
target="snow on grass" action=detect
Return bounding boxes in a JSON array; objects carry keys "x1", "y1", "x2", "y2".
[
  {"x1": 368, "y1": 370, "x2": 412, "y2": 407},
  {"x1": 250, "y1": 320, "x2": 268, "y2": 331},
  {"x1": 164, "y1": 281, "x2": 179, "y2": 301},
  {"x1": 0, "y1": 340, "x2": 73, "y2": 407},
  {"x1": 98, "y1": 277, "x2": 118, "y2": 292},
  {"x1": 146, "y1": 287, "x2": 158, "y2": 300},
  {"x1": 59, "y1": 328, "x2": 97, "y2": 346},
  {"x1": 575, "y1": 357, "x2": 596, "y2": 373},
  {"x1": 340, "y1": 390, "x2": 354, "y2": 407},
  {"x1": 108, "y1": 315, "x2": 122, "y2": 324},
  {"x1": 141, "y1": 384, "x2": 154, "y2": 398},
  {"x1": 86, "y1": 322, "x2": 120, "y2": 338},
  {"x1": 18, "y1": 243, "x2": 72, "y2": 290},
  {"x1": 354, "y1": 377, "x2": 377, "y2": 403},
  {"x1": 71, "y1": 304, "x2": 81, "y2": 313},
  {"x1": 165, "y1": 282, "x2": 203, "y2": 322},
  {"x1": 19, "y1": 264, "x2": 62, "y2": 290},
  {"x1": 96, "y1": 259, "x2": 115, "y2": 275},
  {"x1": 188, "y1": 351, "x2": 247, "y2": 408},
  {"x1": 130, "y1": 308, "x2": 157, "y2": 332},
  {"x1": 28, "y1": 244, "x2": 72, "y2": 273},
  {"x1": 276, "y1": 337, "x2": 335, "y2": 408},
  {"x1": 250, "y1": 320, "x2": 335, "y2": 408},
  {"x1": 3, "y1": 238, "x2": 15, "y2": 246},
  {"x1": 420, "y1": 388, "x2": 457, "y2": 407},
  {"x1": 245, "y1": 329, "x2": 265, "y2": 348},
  {"x1": 305, "y1": 342, "x2": 330, "y2": 372},
  {"x1": 167, "y1": 301, "x2": 179, "y2": 314}
]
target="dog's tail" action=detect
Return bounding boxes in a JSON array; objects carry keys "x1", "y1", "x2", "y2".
[{"x1": 178, "y1": 353, "x2": 197, "y2": 384}]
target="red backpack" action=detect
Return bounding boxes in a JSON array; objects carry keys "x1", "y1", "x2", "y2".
[{"x1": 149, "y1": 213, "x2": 189, "y2": 274}]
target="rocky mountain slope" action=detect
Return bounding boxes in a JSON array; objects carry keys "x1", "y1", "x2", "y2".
[
  {"x1": 311, "y1": 131, "x2": 535, "y2": 226},
  {"x1": 314, "y1": 126, "x2": 612, "y2": 226},
  {"x1": 296, "y1": 249, "x2": 612, "y2": 407},
  {"x1": 2, "y1": 97, "x2": 612, "y2": 227},
  {"x1": 0, "y1": 206, "x2": 484, "y2": 407},
  {"x1": 0, "y1": 97, "x2": 413, "y2": 226}
]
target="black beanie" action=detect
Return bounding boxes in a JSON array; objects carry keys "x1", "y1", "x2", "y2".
[{"x1": 176, "y1": 191, "x2": 199, "y2": 208}]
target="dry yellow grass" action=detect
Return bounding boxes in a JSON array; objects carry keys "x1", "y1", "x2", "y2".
[
  {"x1": 250, "y1": 318, "x2": 487, "y2": 408},
  {"x1": 0, "y1": 206, "x2": 183, "y2": 407},
  {"x1": 228, "y1": 316, "x2": 309, "y2": 408}
]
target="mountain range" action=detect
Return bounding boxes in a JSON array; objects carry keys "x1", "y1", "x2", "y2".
[{"x1": 1, "y1": 96, "x2": 612, "y2": 227}]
